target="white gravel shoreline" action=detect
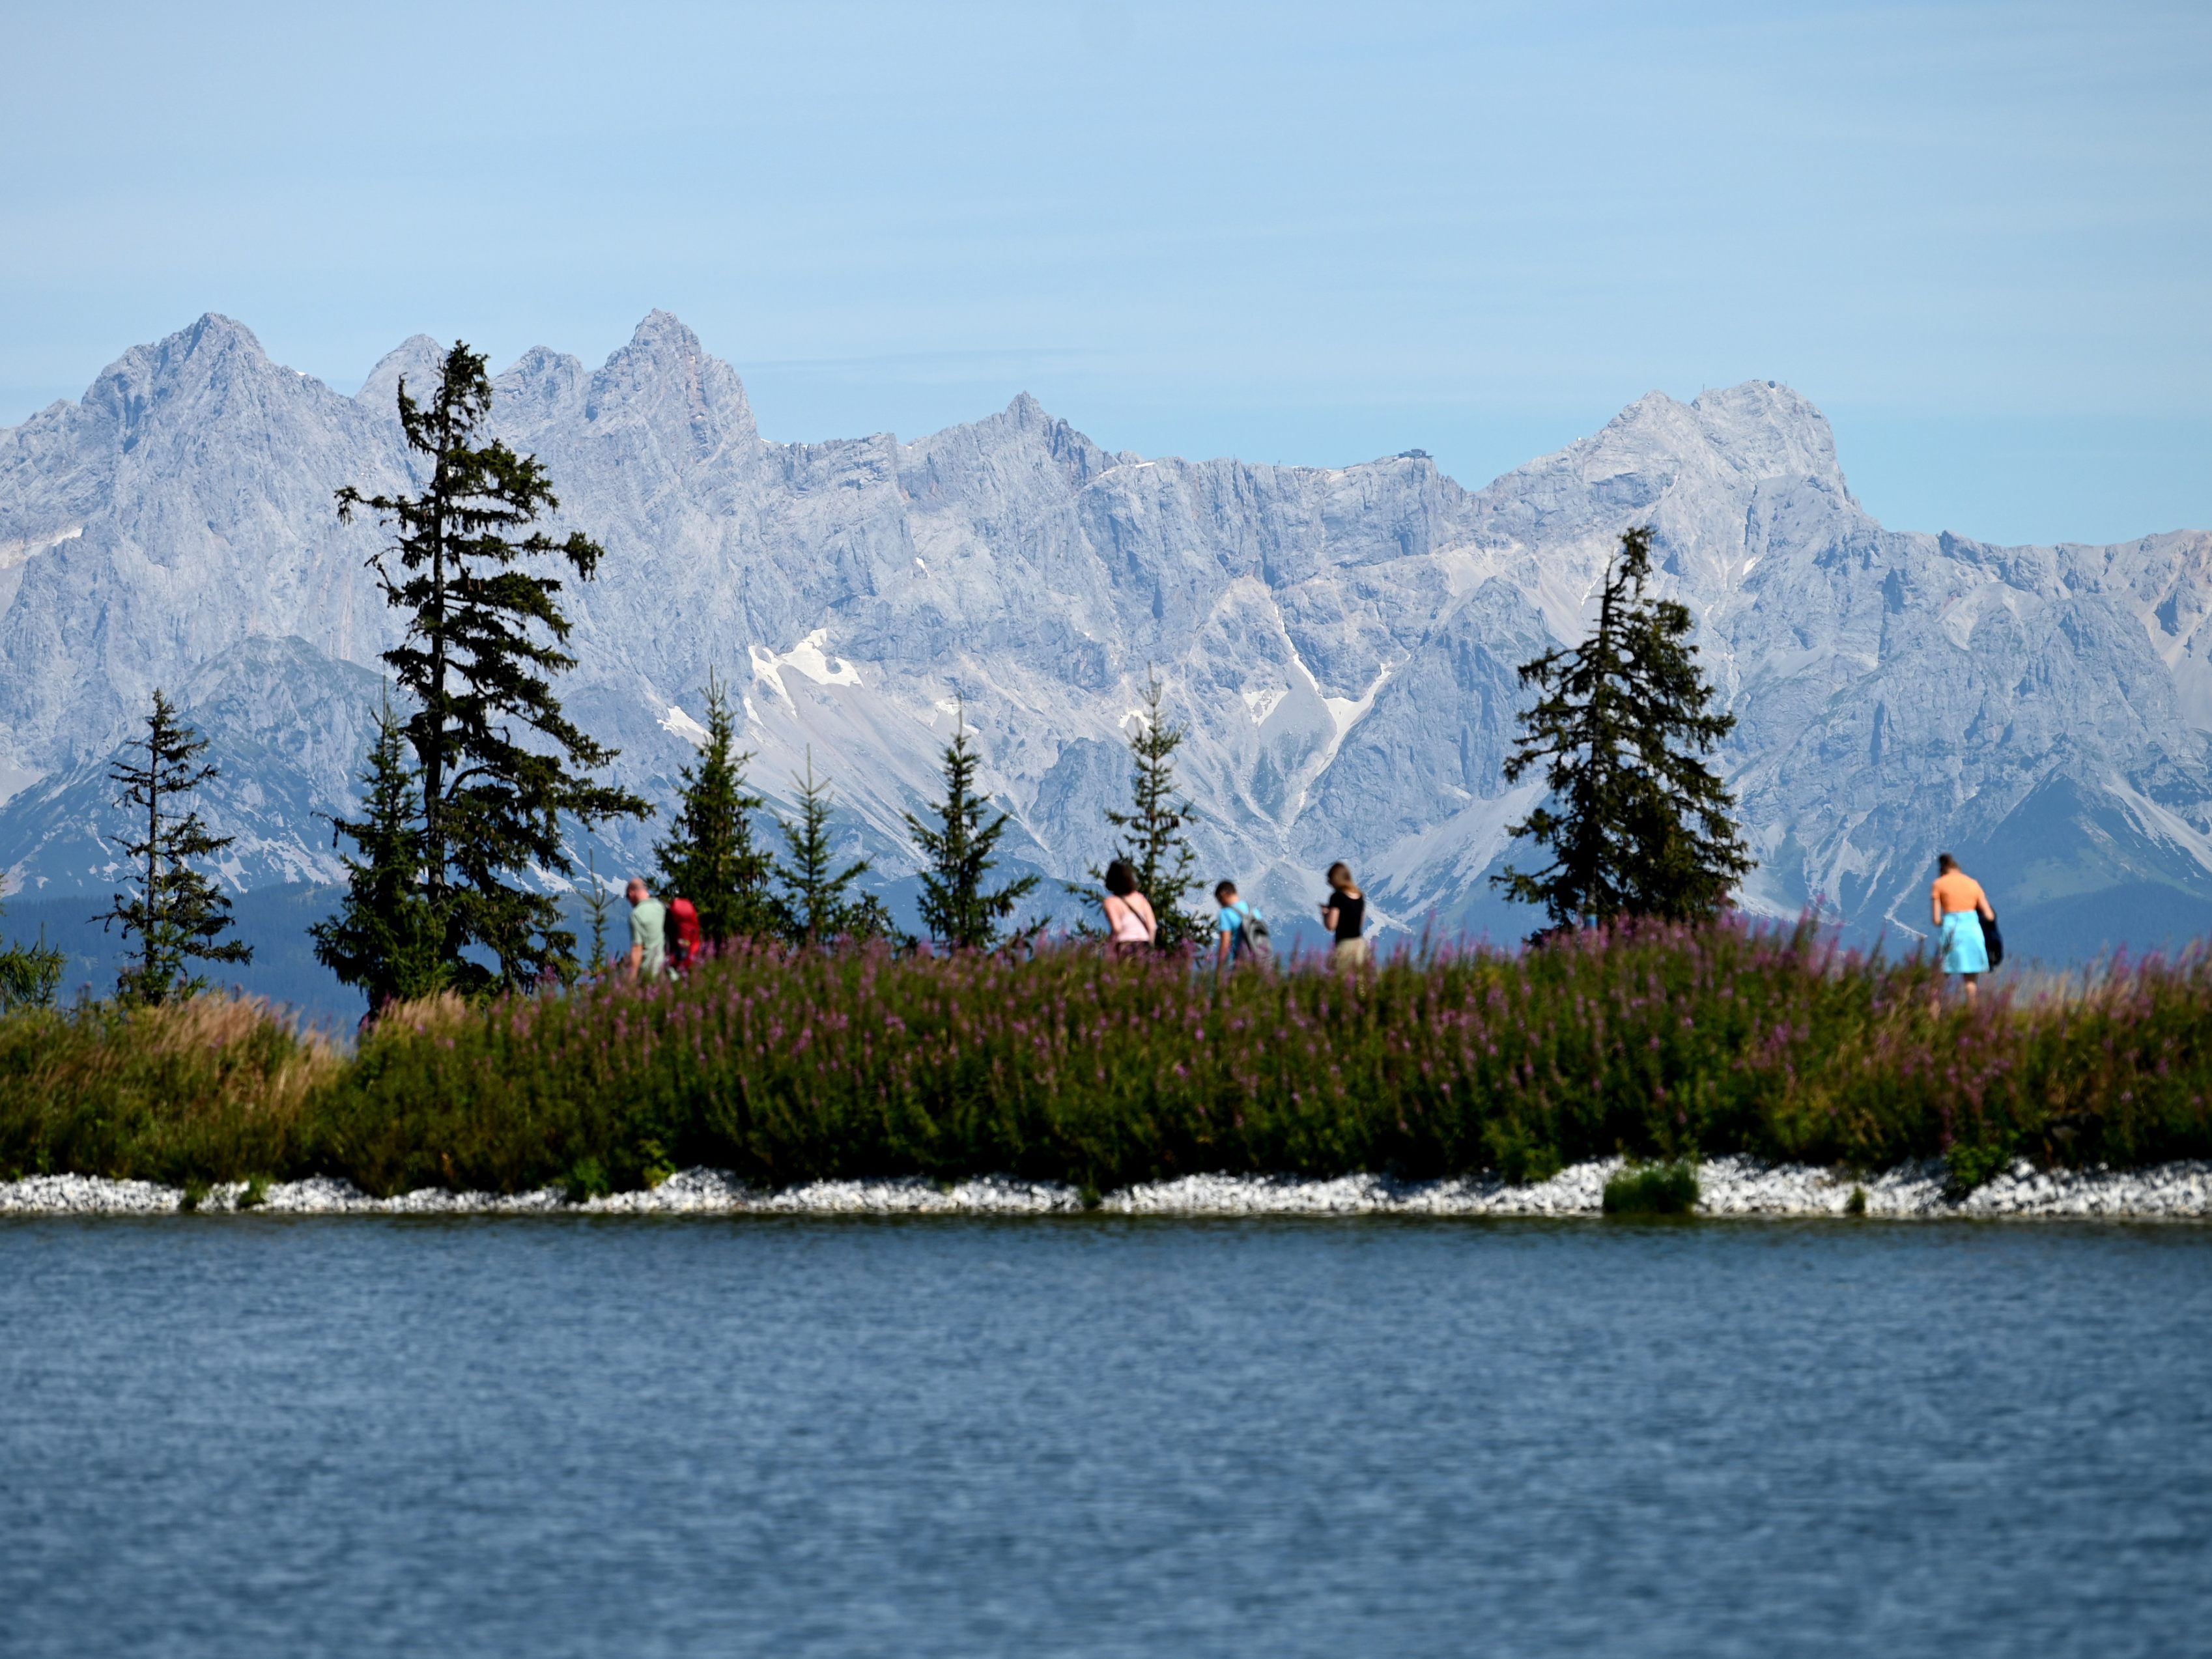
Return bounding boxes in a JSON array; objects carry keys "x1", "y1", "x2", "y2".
[{"x1": 3, "y1": 1157, "x2": 2209, "y2": 1220}]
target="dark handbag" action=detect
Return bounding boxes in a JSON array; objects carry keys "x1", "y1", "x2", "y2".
[{"x1": 1982, "y1": 911, "x2": 2004, "y2": 969}]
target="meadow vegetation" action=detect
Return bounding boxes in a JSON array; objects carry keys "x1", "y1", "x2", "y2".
[{"x1": 3, "y1": 918, "x2": 2209, "y2": 1199}]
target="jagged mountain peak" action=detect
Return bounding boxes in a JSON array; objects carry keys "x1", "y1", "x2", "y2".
[
  {"x1": 1565, "y1": 381, "x2": 1845, "y2": 492},
  {"x1": 578, "y1": 310, "x2": 758, "y2": 459},
  {"x1": 1462, "y1": 380, "x2": 1858, "y2": 587},
  {"x1": 898, "y1": 389, "x2": 1120, "y2": 501},
  {"x1": 1686, "y1": 380, "x2": 1848, "y2": 495},
  {"x1": 597, "y1": 310, "x2": 715, "y2": 387},
  {"x1": 86, "y1": 312, "x2": 287, "y2": 418},
  {"x1": 356, "y1": 334, "x2": 445, "y2": 413},
  {"x1": 502, "y1": 343, "x2": 586, "y2": 381},
  {"x1": 493, "y1": 345, "x2": 589, "y2": 440},
  {"x1": 922, "y1": 388, "x2": 1061, "y2": 444},
  {"x1": 149, "y1": 311, "x2": 268, "y2": 369},
  {"x1": 629, "y1": 307, "x2": 701, "y2": 349}
]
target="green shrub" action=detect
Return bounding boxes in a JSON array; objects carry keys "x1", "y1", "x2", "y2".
[
  {"x1": 1602, "y1": 1161, "x2": 1700, "y2": 1216},
  {"x1": 1945, "y1": 1141, "x2": 2011, "y2": 1197},
  {"x1": 561, "y1": 1156, "x2": 610, "y2": 1204}
]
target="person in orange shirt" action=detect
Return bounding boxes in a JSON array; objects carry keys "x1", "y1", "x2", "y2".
[{"x1": 1929, "y1": 853, "x2": 1996, "y2": 1002}]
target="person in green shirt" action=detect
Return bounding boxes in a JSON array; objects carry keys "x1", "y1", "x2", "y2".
[{"x1": 624, "y1": 877, "x2": 668, "y2": 980}]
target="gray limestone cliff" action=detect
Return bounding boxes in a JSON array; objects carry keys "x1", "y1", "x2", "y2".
[{"x1": 3, "y1": 313, "x2": 2208, "y2": 959}]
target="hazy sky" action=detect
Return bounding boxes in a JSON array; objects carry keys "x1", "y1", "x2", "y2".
[{"x1": 3, "y1": 0, "x2": 2205, "y2": 544}]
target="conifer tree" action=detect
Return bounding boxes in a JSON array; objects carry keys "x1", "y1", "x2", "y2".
[
  {"x1": 905, "y1": 700, "x2": 1038, "y2": 950},
  {"x1": 310, "y1": 697, "x2": 449, "y2": 1010},
  {"x1": 0, "y1": 899, "x2": 66, "y2": 1013},
  {"x1": 653, "y1": 673, "x2": 776, "y2": 946},
  {"x1": 95, "y1": 691, "x2": 253, "y2": 1004},
  {"x1": 771, "y1": 751, "x2": 898, "y2": 946},
  {"x1": 337, "y1": 341, "x2": 645, "y2": 992},
  {"x1": 576, "y1": 845, "x2": 614, "y2": 978},
  {"x1": 1083, "y1": 670, "x2": 1206, "y2": 948},
  {"x1": 1493, "y1": 526, "x2": 1753, "y2": 928}
]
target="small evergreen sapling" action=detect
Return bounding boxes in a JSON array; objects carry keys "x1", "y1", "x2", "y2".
[
  {"x1": 1493, "y1": 526, "x2": 1753, "y2": 929},
  {"x1": 95, "y1": 690, "x2": 253, "y2": 1004},
  {"x1": 311, "y1": 697, "x2": 449, "y2": 1010},
  {"x1": 336, "y1": 341, "x2": 646, "y2": 992},
  {"x1": 653, "y1": 673, "x2": 776, "y2": 946},
  {"x1": 771, "y1": 751, "x2": 898, "y2": 946},
  {"x1": 576, "y1": 845, "x2": 614, "y2": 978},
  {"x1": 905, "y1": 700, "x2": 1038, "y2": 950}
]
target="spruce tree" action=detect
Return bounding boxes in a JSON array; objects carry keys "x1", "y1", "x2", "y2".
[
  {"x1": 1083, "y1": 670, "x2": 1206, "y2": 948},
  {"x1": 310, "y1": 697, "x2": 449, "y2": 1010},
  {"x1": 1492, "y1": 526, "x2": 1753, "y2": 928},
  {"x1": 95, "y1": 691, "x2": 253, "y2": 1004},
  {"x1": 653, "y1": 673, "x2": 776, "y2": 945},
  {"x1": 905, "y1": 700, "x2": 1038, "y2": 950},
  {"x1": 771, "y1": 751, "x2": 898, "y2": 946},
  {"x1": 337, "y1": 341, "x2": 646, "y2": 992}
]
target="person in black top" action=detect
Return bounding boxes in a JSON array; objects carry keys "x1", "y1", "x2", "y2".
[{"x1": 1322, "y1": 862, "x2": 1368, "y2": 972}]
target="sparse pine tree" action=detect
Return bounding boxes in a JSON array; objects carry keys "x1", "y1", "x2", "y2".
[
  {"x1": 1493, "y1": 526, "x2": 1753, "y2": 929},
  {"x1": 95, "y1": 690, "x2": 253, "y2": 1004},
  {"x1": 653, "y1": 673, "x2": 776, "y2": 946},
  {"x1": 1084, "y1": 670, "x2": 1206, "y2": 949},
  {"x1": 576, "y1": 845, "x2": 614, "y2": 978},
  {"x1": 771, "y1": 751, "x2": 898, "y2": 946},
  {"x1": 337, "y1": 341, "x2": 646, "y2": 993},
  {"x1": 310, "y1": 696, "x2": 449, "y2": 1010},
  {"x1": 905, "y1": 700, "x2": 1038, "y2": 951}
]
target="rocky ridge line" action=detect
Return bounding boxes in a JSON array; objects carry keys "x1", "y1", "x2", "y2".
[{"x1": 4, "y1": 313, "x2": 2211, "y2": 956}]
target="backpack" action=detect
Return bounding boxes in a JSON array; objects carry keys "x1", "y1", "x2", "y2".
[
  {"x1": 1234, "y1": 900, "x2": 1273, "y2": 964},
  {"x1": 666, "y1": 896, "x2": 703, "y2": 971}
]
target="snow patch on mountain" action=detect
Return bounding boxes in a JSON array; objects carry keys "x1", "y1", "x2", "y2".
[{"x1": 660, "y1": 704, "x2": 711, "y2": 747}]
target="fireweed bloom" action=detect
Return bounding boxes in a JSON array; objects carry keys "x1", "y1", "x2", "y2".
[{"x1": 177, "y1": 922, "x2": 2212, "y2": 1197}]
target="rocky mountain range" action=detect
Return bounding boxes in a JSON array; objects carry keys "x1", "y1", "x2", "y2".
[{"x1": 2, "y1": 310, "x2": 2209, "y2": 967}]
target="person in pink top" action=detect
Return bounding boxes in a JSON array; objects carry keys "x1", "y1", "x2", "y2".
[
  {"x1": 1929, "y1": 853, "x2": 1996, "y2": 1003},
  {"x1": 1101, "y1": 859, "x2": 1157, "y2": 957}
]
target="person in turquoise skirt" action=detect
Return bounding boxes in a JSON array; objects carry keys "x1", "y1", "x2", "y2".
[{"x1": 1929, "y1": 853, "x2": 1996, "y2": 1004}]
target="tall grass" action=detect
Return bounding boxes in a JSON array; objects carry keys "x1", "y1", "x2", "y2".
[
  {"x1": 6, "y1": 920, "x2": 2211, "y2": 1196},
  {"x1": 0, "y1": 995, "x2": 340, "y2": 1184}
]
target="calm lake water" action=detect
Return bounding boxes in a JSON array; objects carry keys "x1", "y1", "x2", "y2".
[{"x1": 3, "y1": 1217, "x2": 2208, "y2": 1658}]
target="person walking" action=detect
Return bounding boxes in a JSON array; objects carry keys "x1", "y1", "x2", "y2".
[
  {"x1": 625, "y1": 877, "x2": 669, "y2": 982},
  {"x1": 1321, "y1": 862, "x2": 1368, "y2": 972},
  {"x1": 1102, "y1": 859, "x2": 1157, "y2": 957},
  {"x1": 1213, "y1": 879, "x2": 1272, "y2": 976},
  {"x1": 1930, "y1": 852, "x2": 1996, "y2": 1004}
]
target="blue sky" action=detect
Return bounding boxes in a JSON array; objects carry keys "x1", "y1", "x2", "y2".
[{"x1": 3, "y1": 0, "x2": 2205, "y2": 545}]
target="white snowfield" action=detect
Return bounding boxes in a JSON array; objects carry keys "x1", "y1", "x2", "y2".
[{"x1": 3, "y1": 1159, "x2": 2207, "y2": 1220}]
